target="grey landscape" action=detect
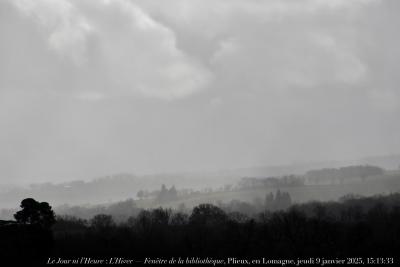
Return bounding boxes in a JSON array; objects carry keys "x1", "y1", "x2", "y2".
[{"x1": 1, "y1": 0, "x2": 400, "y2": 264}]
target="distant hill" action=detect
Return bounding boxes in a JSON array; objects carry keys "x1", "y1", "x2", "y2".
[
  {"x1": 215, "y1": 154, "x2": 400, "y2": 177},
  {"x1": 0, "y1": 172, "x2": 240, "y2": 209},
  {"x1": 359, "y1": 154, "x2": 400, "y2": 170},
  {"x1": 0, "y1": 154, "x2": 399, "y2": 209}
]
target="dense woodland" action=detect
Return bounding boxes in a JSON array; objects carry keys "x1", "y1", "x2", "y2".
[{"x1": 1, "y1": 192, "x2": 400, "y2": 264}]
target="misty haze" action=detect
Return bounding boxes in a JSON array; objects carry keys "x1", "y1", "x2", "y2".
[{"x1": 1, "y1": 0, "x2": 400, "y2": 265}]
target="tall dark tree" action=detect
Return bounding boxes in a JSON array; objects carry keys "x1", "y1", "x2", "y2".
[{"x1": 14, "y1": 198, "x2": 56, "y2": 229}]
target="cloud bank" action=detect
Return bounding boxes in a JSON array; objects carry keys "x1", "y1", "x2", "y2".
[
  {"x1": 1, "y1": 0, "x2": 400, "y2": 183},
  {"x1": 3, "y1": 0, "x2": 212, "y2": 100}
]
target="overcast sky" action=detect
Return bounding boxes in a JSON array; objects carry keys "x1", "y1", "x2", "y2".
[{"x1": 1, "y1": 0, "x2": 399, "y2": 184}]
